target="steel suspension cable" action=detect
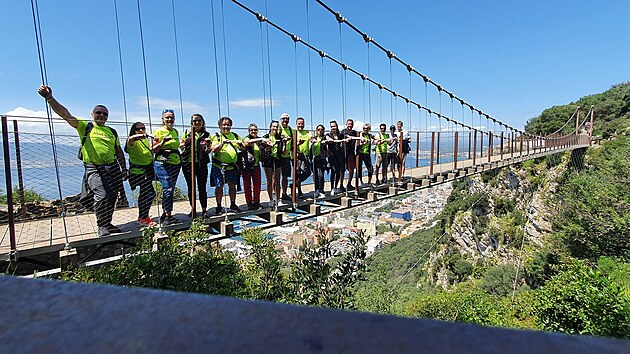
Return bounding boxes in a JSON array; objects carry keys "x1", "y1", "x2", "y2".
[
  {"x1": 220, "y1": 0, "x2": 231, "y2": 117},
  {"x1": 229, "y1": 0, "x2": 477, "y2": 133},
  {"x1": 170, "y1": 0, "x2": 185, "y2": 128},
  {"x1": 313, "y1": 0, "x2": 521, "y2": 136},
  {"x1": 548, "y1": 106, "x2": 580, "y2": 136},
  {"x1": 338, "y1": 19, "x2": 348, "y2": 197},
  {"x1": 293, "y1": 40, "x2": 299, "y2": 116},
  {"x1": 264, "y1": 0, "x2": 274, "y2": 120},
  {"x1": 367, "y1": 40, "x2": 372, "y2": 125},
  {"x1": 305, "y1": 0, "x2": 314, "y2": 129},
  {"x1": 135, "y1": 0, "x2": 161, "y2": 223},
  {"x1": 258, "y1": 20, "x2": 268, "y2": 128},
  {"x1": 209, "y1": 0, "x2": 223, "y2": 118},
  {"x1": 113, "y1": 0, "x2": 130, "y2": 131},
  {"x1": 389, "y1": 57, "x2": 393, "y2": 125},
  {"x1": 30, "y1": 0, "x2": 69, "y2": 246}
]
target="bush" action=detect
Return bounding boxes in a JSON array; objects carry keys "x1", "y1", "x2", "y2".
[
  {"x1": 534, "y1": 260, "x2": 630, "y2": 338},
  {"x1": 242, "y1": 228, "x2": 288, "y2": 301},
  {"x1": 479, "y1": 264, "x2": 517, "y2": 297},
  {"x1": 554, "y1": 137, "x2": 630, "y2": 260},
  {"x1": 151, "y1": 181, "x2": 187, "y2": 204},
  {"x1": 0, "y1": 186, "x2": 45, "y2": 205},
  {"x1": 288, "y1": 229, "x2": 368, "y2": 309},
  {"x1": 406, "y1": 283, "x2": 502, "y2": 326},
  {"x1": 62, "y1": 221, "x2": 246, "y2": 297}
]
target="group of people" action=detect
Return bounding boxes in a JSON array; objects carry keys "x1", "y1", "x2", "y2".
[{"x1": 37, "y1": 85, "x2": 411, "y2": 237}]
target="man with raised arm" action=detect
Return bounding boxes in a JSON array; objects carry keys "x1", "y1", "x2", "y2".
[{"x1": 37, "y1": 85, "x2": 128, "y2": 238}]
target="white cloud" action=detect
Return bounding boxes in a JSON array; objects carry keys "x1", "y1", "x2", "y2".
[
  {"x1": 135, "y1": 96, "x2": 203, "y2": 113},
  {"x1": 4, "y1": 107, "x2": 77, "y2": 142},
  {"x1": 230, "y1": 98, "x2": 278, "y2": 108}
]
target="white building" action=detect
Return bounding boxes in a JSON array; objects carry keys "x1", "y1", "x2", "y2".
[{"x1": 366, "y1": 238, "x2": 383, "y2": 256}]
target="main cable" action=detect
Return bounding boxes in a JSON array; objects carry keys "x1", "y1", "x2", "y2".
[
  {"x1": 170, "y1": 0, "x2": 185, "y2": 128},
  {"x1": 313, "y1": 0, "x2": 522, "y2": 136}
]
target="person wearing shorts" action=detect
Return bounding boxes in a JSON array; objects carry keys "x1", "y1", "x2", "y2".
[{"x1": 210, "y1": 117, "x2": 244, "y2": 214}]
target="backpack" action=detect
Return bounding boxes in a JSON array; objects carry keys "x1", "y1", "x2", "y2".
[
  {"x1": 239, "y1": 139, "x2": 257, "y2": 174},
  {"x1": 78, "y1": 122, "x2": 119, "y2": 160},
  {"x1": 181, "y1": 129, "x2": 210, "y2": 164}
]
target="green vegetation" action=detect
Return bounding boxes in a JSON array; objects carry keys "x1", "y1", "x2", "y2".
[
  {"x1": 150, "y1": 182, "x2": 186, "y2": 204},
  {"x1": 525, "y1": 81, "x2": 630, "y2": 138},
  {"x1": 534, "y1": 260, "x2": 629, "y2": 337},
  {"x1": 553, "y1": 136, "x2": 630, "y2": 260},
  {"x1": 62, "y1": 224, "x2": 369, "y2": 310},
  {"x1": 0, "y1": 186, "x2": 45, "y2": 205}
]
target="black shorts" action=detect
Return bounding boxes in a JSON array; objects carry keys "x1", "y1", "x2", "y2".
[
  {"x1": 388, "y1": 153, "x2": 400, "y2": 165},
  {"x1": 280, "y1": 157, "x2": 292, "y2": 176}
]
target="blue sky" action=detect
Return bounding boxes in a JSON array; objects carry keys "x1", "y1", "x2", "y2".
[{"x1": 1, "y1": 0, "x2": 628, "y2": 135}]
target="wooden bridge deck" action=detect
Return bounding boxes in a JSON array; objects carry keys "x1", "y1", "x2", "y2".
[{"x1": 0, "y1": 145, "x2": 587, "y2": 262}]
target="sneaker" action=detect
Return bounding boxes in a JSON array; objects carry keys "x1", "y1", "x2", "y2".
[
  {"x1": 347, "y1": 184, "x2": 355, "y2": 191},
  {"x1": 137, "y1": 217, "x2": 156, "y2": 227},
  {"x1": 229, "y1": 204, "x2": 241, "y2": 213},
  {"x1": 375, "y1": 179, "x2": 381, "y2": 185},
  {"x1": 247, "y1": 204, "x2": 257, "y2": 211},
  {"x1": 339, "y1": 186, "x2": 346, "y2": 193},
  {"x1": 161, "y1": 216, "x2": 178, "y2": 226},
  {"x1": 253, "y1": 203, "x2": 262, "y2": 209},
  {"x1": 97, "y1": 226, "x2": 110, "y2": 238},
  {"x1": 214, "y1": 207, "x2": 224, "y2": 215},
  {"x1": 281, "y1": 194, "x2": 292, "y2": 202},
  {"x1": 105, "y1": 224, "x2": 123, "y2": 234},
  {"x1": 298, "y1": 191, "x2": 304, "y2": 198},
  {"x1": 313, "y1": 191, "x2": 320, "y2": 199}
]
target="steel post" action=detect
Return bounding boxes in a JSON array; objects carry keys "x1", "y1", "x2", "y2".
[
  {"x1": 429, "y1": 132, "x2": 435, "y2": 175},
  {"x1": 453, "y1": 131, "x2": 459, "y2": 170},
  {"x1": 472, "y1": 130, "x2": 477, "y2": 165},
  {"x1": 13, "y1": 120, "x2": 27, "y2": 220},
  {"x1": 2, "y1": 115, "x2": 17, "y2": 258}
]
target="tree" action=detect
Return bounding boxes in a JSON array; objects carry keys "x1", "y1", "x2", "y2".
[
  {"x1": 242, "y1": 228, "x2": 288, "y2": 301},
  {"x1": 289, "y1": 229, "x2": 368, "y2": 309}
]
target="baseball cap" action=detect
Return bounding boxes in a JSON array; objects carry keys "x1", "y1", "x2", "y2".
[{"x1": 280, "y1": 113, "x2": 290, "y2": 119}]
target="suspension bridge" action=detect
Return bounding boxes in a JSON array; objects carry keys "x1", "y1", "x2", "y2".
[{"x1": 1, "y1": 0, "x2": 594, "y2": 271}]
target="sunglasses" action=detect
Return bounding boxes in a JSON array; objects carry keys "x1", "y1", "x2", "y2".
[
  {"x1": 94, "y1": 111, "x2": 108, "y2": 117},
  {"x1": 249, "y1": 128, "x2": 258, "y2": 131},
  {"x1": 136, "y1": 127, "x2": 146, "y2": 131},
  {"x1": 162, "y1": 109, "x2": 174, "y2": 114},
  {"x1": 192, "y1": 119, "x2": 202, "y2": 123}
]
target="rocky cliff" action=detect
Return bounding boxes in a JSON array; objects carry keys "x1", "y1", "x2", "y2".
[{"x1": 425, "y1": 155, "x2": 569, "y2": 288}]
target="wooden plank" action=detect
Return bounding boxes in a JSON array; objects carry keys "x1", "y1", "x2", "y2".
[{"x1": 31, "y1": 218, "x2": 52, "y2": 248}]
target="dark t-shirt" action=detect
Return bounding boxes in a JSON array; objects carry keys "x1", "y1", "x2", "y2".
[
  {"x1": 327, "y1": 132, "x2": 343, "y2": 160},
  {"x1": 341, "y1": 129, "x2": 357, "y2": 156}
]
